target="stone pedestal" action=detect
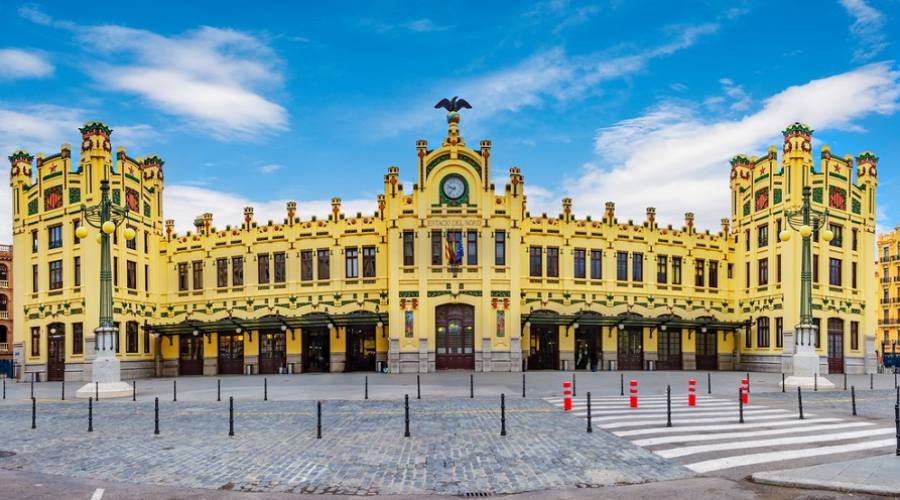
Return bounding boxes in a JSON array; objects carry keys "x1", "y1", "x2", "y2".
[
  {"x1": 76, "y1": 326, "x2": 132, "y2": 399},
  {"x1": 783, "y1": 323, "x2": 834, "y2": 389}
]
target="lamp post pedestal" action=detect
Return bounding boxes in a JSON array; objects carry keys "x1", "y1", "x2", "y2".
[
  {"x1": 782, "y1": 323, "x2": 834, "y2": 389},
  {"x1": 75, "y1": 327, "x2": 133, "y2": 399}
]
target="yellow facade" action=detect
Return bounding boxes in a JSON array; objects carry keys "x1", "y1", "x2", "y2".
[
  {"x1": 10, "y1": 117, "x2": 878, "y2": 379},
  {"x1": 876, "y1": 227, "x2": 900, "y2": 354}
]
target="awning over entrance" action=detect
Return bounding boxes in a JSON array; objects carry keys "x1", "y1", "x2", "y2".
[
  {"x1": 148, "y1": 311, "x2": 387, "y2": 336},
  {"x1": 521, "y1": 310, "x2": 748, "y2": 332}
]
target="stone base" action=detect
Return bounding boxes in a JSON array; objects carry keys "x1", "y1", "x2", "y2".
[
  {"x1": 75, "y1": 381, "x2": 134, "y2": 399},
  {"x1": 782, "y1": 375, "x2": 835, "y2": 389}
]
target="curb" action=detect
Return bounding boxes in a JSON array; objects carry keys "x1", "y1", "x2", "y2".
[{"x1": 751, "y1": 472, "x2": 900, "y2": 496}]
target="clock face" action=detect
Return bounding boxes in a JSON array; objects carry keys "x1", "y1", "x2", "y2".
[{"x1": 442, "y1": 175, "x2": 466, "y2": 200}]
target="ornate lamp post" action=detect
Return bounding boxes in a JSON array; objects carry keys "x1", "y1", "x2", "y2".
[
  {"x1": 778, "y1": 186, "x2": 835, "y2": 388},
  {"x1": 75, "y1": 178, "x2": 136, "y2": 398}
]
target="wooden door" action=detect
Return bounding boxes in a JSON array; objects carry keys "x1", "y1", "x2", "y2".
[
  {"x1": 47, "y1": 333, "x2": 65, "y2": 381},
  {"x1": 828, "y1": 319, "x2": 844, "y2": 374},
  {"x1": 695, "y1": 331, "x2": 718, "y2": 370},
  {"x1": 617, "y1": 327, "x2": 643, "y2": 370},
  {"x1": 657, "y1": 328, "x2": 683, "y2": 370},
  {"x1": 527, "y1": 325, "x2": 559, "y2": 370},
  {"x1": 435, "y1": 304, "x2": 475, "y2": 370},
  {"x1": 218, "y1": 333, "x2": 244, "y2": 375},
  {"x1": 303, "y1": 327, "x2": 330, "y2": 372},
  {"x1": 259, "y1": 331, "x2": 286, "y2": 374},
  {"x1": 179, "y1": 334, "x2": 204, "y2": 375},
  {"x1": 346, "y1": 325, "x2": 376, "y2": 372}
]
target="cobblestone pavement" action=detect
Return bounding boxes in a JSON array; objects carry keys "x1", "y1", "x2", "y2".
[
  {"x1": 0, "y1": 397, "x2": 690, "y2": 496},
  {"x1": 755, "y1": 387, "x2": 900, "y2": 420}
]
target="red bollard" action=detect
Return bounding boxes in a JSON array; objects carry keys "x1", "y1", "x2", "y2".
[
  {"x1": 563, "y1": 381, "x2": 573, "y2": 411},
  {"x1": 741, "y1": 377, "x2": 749, "y2": 404},
  {"x1": 688, "y1": 379, "x2": 696, "y2": 406},
  {"x1": 629, "y1": 380, "x2": 638, "y2": 408}
]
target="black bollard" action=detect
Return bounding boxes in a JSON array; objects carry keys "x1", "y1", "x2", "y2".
[
  {"x1": 470, "y1": 374, "x2": 474, "y2": 399},
  {"x1": 522, "y1": 373, "x2": 526, "y2": 398},
  {"x1": 264, "y1": 377, "x2": 268, "y2": 401},
  {"x1": 666, "y1": 385, "x2": 672, "y2": 428},
  {"x1": 228, "y1": 396, "x2": 234, "y2": 437},
  {"x1": 620, "y1": 373, "x2": 624, "y2": 396},
  {"x1": 61, "y1": 380, "x2": 65, "y2": 401},
  {"x1": 132, "y1": 381, "x2": 136, "y2": 402},
  {"x1": 814, "y1": 373, "x2": 818, "y2": 392},
  {"x1": 746, "y1": 372, "x2": 750, "y2": 394},
  {"x1": 738, "y1": 388, "x2": 744, "y2": 424},
  {"x1": 404, "y1": 394, "x2": 411, "y2": 438},
  {"x1": 154, "y1": 397, "x2": 160, "y2": 435},
  {"x1": 782, "y1": 373, "x2": 785, "y2": 393},
  {"x1": 365, "y1": 376, "x2": 368, "y2": 400},
  {"x1": 895, "y1": 403, "x2": 900, "y2": 456},
  {"x1": 573, "y1": 373, "x2": 577, "y2": 398},
  {"x1": 500, "y1": 393, "x2": 507, "y2": 437},
  {"x1": 217, "y1": 379, "x2": 221, "y2": 402},
  {"x1": 896, "y1": 386, "x2": 899, "y2": 407},
  {"x1": 895, "y1": 371, "x2": 897, "y2": 389},
  {"x1": 88, "y1": 397, "x2": 93, "y2": 432},
  {"x1": 417, "y1": 375, "x2": 421, "y2": 400},
  {"x1": 95, "y1": 381, "x2": 99, "y2": 402},
  {"x1": 317, "y1": 401, "x2": 322, "y2": 439},
  {"x1": 871, "y1": 373, "x2": 874, "y2": 390},
  {"x1": 31, "y1": 397, "x2": 36, "y2": 429},
  {"x1": 798, "y1": 386, "x2": 804, "y2": 420},
  {"x1": 173, "y1": 379, "x2": 177, "y2": 402},
  {"x1": 586, "y1": 391, "x2": 593, "y2": 433},
  {"x1": 852, "y1": 386, "x2": 857, "y2": 416},
  {"x1": 844, "y1": 373, "x2": 847, "y2": 391},
  {"x1": 708, "y1": 372, "x2": 711, "y2": 395},
  {"x1": 2, "y1": 379, "x2": 5, "y2": 399}
]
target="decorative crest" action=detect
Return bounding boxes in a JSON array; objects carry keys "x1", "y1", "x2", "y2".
[{"x1": 434, "y1": 96, "x2": 472, "y2": 113}]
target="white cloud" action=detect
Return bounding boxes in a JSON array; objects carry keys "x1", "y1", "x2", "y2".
[
  {"x1": 556, "y1": 63, "x2": 900, "y2": 231},
  {"x1": 401, "y1": 19, "x2": 450, "y2": 33},
  {"x1": 839, "y1": 0, "x2": 889, "y2": 61},
  {"x1": 164, "y1": 185, "x2": 375, "y2": 234},
  {"x1": 0, "y1": 48, "x2": 54, "y2": 80},
  {"x1": 256, "y1": 164, "x2": 284, "y2": 174}
]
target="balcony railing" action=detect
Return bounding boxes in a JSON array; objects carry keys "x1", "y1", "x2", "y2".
[
  {"x1": 0, "y1": 342, "x2": 7, "y2": 352},
  {"x1": 0, "y1": 280, "x2": 7, "y2": 288},
  {"x1": 0, "y1": 244, "x2": 11, "y2": 254},
  {"x1": 0, "y1": 311, "x2": 8, "y2": 320}
]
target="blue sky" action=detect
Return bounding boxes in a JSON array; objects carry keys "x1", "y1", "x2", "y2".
[{"x1": 1, "y1": 0, "x2": 898, "y2": 239}]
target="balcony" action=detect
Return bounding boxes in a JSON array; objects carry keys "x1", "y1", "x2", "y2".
[
  {"x1": 0, "y1": 342, "x2": 7, "y2": 353},
  {"x1": 0, "y1": 311, "x2": 8, "y2": 320},
  {"x1": 0, "y1": 244, "x2": 10, "y2": 254}
]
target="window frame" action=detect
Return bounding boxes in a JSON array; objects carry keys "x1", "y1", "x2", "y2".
[
  {"x1": 345, "y1": 247, "x2": 359, "y2": 279},
  {"x1": 362, "y1": 246, "x2": 376, "y2": 278}
]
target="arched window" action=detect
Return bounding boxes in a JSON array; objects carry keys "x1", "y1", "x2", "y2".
[
  {"x1": 0, "y1": 325, "x2": 7, "y2": 343},
  {"x1": 0, "y1": 294, "x2": 7, "y2": 312},
  {"x1": 0, "y1": 264, "x2": 7, "y2": 281},
  {"x1": 126, "y1": 321, "x2": 139, "y2": 353}
]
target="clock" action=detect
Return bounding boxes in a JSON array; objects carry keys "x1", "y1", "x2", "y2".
[{"x1": 441, "y1": 175, "x2": 466, "y2": 200}]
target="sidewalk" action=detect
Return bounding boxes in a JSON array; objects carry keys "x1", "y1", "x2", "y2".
[{"x1": 752, "y1": 454, "x2": 900, "y2": 495}]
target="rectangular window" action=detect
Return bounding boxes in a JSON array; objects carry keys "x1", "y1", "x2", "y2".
[
  {"x1": 745, "y1": 262, "x2": 750, "y2": 288},
  {"x1": 232, "y1": 256, "x2": 244, "y2": 286},
  {"x1": 126, "y1": 229, "x2": 136, "y2": 250},
  {"x1": 745, "y1": 229, "x2": 750, "y2": 251},
  {"x1": 73, "y1": 322, "x2": 83, "y2": 355},
  {"x1": 852, "y1": 262, "x2": 858, "y2": 289},
  {"x1": 74, "y1": 256, "x2": 81, "y2": 287},
  {"x1": 758, "y1": 258, "x2": 768, "y2": 286},
  {"x1": 546, "y1": 247, "x2": 559, "y2": 278},
  {"x1": 757, "y1": 224, "x2": 768, "y2": 247},
  {"x1": 32, "y1": 230, "x2": 38, "y2": 253},
  {"x1": 258, "y1": 254, "x2": 270, "y2": 284},
  {"x1": 776, "y1": 219, "x2": 782, "y2": 238},
  {"x1": 672, "y1": 257, "x2": 682, "y2": 285},
  {"x1": 431, "y1": 231, "x2": 442, "y2": 265},
  {"x1": 48, "y1": 224, "x2": 63, "y2": 249},
  {"x1": 345, "y1": 248, "x2": 359, "y2": 279},
  {"x1": 192, "y1": 260, "x2": 203, "y2": 289},
  {"x1": 73, "y1": 220, "x2": 81, "y2": 245},
  {"x1": 144, "y1": 323, "x2": 150, "y2": 354},
  {"x1": 217, "y1": 258, "x2": 228, "y2": 287},
  {"x1": 317, "y1": 249, "x2": 330, "y2": 280},
  {"x1": 632, "y1": 252, "x2": 643, "y2": 282},
  {"x1": 814, "y1": 318, "x2": 821, "y2": 348},
  {"x1": 574, "y1": 248, "x2": 586, "y2": 279},
  {"x1": 657, "y1": 255, "x2": 668, "y2": 284},
  {"x1": 114, "y1": 257, "x2": 119, "y2": 286},
  {"x1": 616, "y1": 252, "x2": 628, "y2": 281},
  {"x1": 709, "y1": 261, "x2": 718, "y2": 289},
  {"x1": 851, "y1": 321, "x2": 859, "y2": 350},
  {"x1": 829, "y1": 257, "x2": 842, "y2": 286},
  {"x1": 144, "y1": 264, "x2": 149, "y2": 292},
  {"x1": 274, "y1": 252, "x2": 286, "y2": 283},
  {"x1": 757, "y1": 317, "x2": 770, "y2": 348},
  {"x1": 32, "y1": 264, "x2": 38, "y2": 292},
  {"x1": 144, "y1": 231, "x2": 149, "y2": 253},
  {"x1": 776, "y1": 317, "x2": 783, "y2": 348},
  {"x1": 590, "y1": 250, "x2": 602, "y2": 279},
  {"x1": 447, "y1": 230, "x2": 462, "y2": 264},
  {"x1": 126, "y1": 322, "x2": 138, "y2": 354},
  {"x1": 466, "y1": 231, "x2": 478, "y2": 266},
  {"x1": 49, "y1": 260, "x2": 63, "y2": 290},
  {"x1": 852, "y1": 229, "x2": 858, "y2": 251},
  {"x1": 777, "y1": 254, "x2": 782, "y2": 283},
  {"x1": 695, "y1": 259, "x2": 705, "y2": 287},
  {"x1": 745, "y1": 324, "x2": 752, "y2": 349},
  {"x1": 31, "y1": 327, "x2": 40, "y2": 357},
  {"x1": 301, "y1": 251, "x2": 313, "y2": 281},
  {"x1": 495, "y1": 231, "x2": 506, "y2": 266},
  {"x1": 529, "y1": 246, "x2": 542, "y2": 277},
  {"x1": 178, "y1": 263, "x2": 188, "y2": 291},
  {"x1": 829, "y1": 224, "x2": 843, "y2": 248},
  {"x1": 126, "y1": 260, "x2": 136, "y2": 289},
  {"x1": 813, "y1": 254, "x2": 819, "y2": 283},
  {"x1": 727, "y1": 263, "x2": 733, "y2": 279},
  {"x1": 403, "y1": 231, "x2": 415, "y2": 266},
  {"x1": 362, "y1": 246, "x2": 376, "y2": 277}
]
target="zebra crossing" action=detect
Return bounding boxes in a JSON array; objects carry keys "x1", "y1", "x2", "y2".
[{"x1": 545, "y1": 394, "x2": 895, "y2": 473}]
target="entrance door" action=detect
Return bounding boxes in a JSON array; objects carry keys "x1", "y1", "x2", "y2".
[
  {"x1": 657, "y1": 328, "x2": 682, "y2": 370},
  {"x1": 528, "y1": 325, "x2": 560, "y2": 370},
  {"x1": 617, "y1": 327, "x2": 643, "y2": 370},
  {"x1": 346, "y1": 325, "x2": 376, "y2": 371},
  {"x1": 828, "y1": 318, "x2": 844, "y2": 374},
  {"x1": 218, "y1": 333, "x2": 244, "y2": 375},
  {"x1": 47, "y1": 329, "x2": 65, "y2": 381},
  {"x1": 303, "y1": 327, "x2": 330, "y2": 372},
  {"x1": 696, "y1": 331, "x2": 718, "y2": 370},
  {"x1": 179, "y1": 334, "x2": 204, "y2": 375},
  {"x1": 259, "y1": 331, "x2": 286, "y2": 374},
  {"x1": 575, "y1": 326, "x2": 600, "y2": 370},
  {"x1": 435, "y1": 304, "x2": 475, "y2": 370}
]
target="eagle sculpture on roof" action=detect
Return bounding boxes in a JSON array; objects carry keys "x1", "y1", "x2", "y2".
[{"x1": 434, "y1": 96, "x2": 472, "y2": 112}]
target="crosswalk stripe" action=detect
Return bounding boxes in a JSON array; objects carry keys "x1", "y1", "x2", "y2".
[
  {"x1": 545, "y1": 396, "x2": 724, "y2": 403},
  {"x1": 614, "y1": 417, "x2": 844, "y2": 437},
  {"x1": 657, "y1": 427, "x2": 896, "y2": 458},
  {"x1": 633, "y1": 421, "x2": 875, "y2": 446},
  {"x1": 581, "y1": 409, "x2": 789, "y2": 422},
  {"x1": 600, "y1": 413, "x2": 807, "y2": 429},
  {"x1": 685, "y1": 438, "x2": 896, "y2": 473},
  {"x1": 558, "y1": 401, "x2": 736, "y2": 410},
  {"x1": 567, "y1": 403, "x2": 757, "y2": 415}
]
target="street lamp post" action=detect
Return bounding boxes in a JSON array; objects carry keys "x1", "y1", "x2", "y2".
[
  {"x1": 75, "y1": 178, "x2": 137, "y2": 399},
  {"x1": 779, "y1": 186, "x2": 836, "y2": 388}
]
